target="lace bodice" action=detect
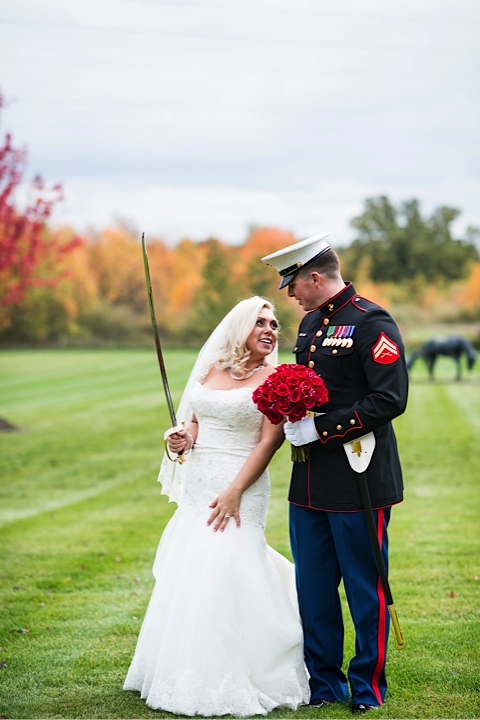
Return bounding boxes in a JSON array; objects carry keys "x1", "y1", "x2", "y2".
[
  {"x1": 193, "y1": 382, "x2": 263, "y2": 448},
  {"x1": 180, "y1": 383, "x2": 270, "y2": 529}
]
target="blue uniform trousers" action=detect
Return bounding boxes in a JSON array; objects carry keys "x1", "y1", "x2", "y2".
[{"x1": 289, "y1": 503, "x2": 391, "y2": 706}]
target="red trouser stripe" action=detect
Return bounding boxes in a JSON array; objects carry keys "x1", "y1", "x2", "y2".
[{"x1": 372, "y1": 509, "x2": 386, "y2": 705}]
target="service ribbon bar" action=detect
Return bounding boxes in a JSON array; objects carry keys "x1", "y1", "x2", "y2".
[{"x1": 322, "y1": 325, "x2": 356, "y2": 348}]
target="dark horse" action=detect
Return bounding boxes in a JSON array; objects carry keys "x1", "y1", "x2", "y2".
[{"x1": 407, "y1": 336, "x2": 477, "y2": 381}]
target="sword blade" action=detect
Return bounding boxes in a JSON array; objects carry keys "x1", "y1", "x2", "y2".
[{"x1": 141, "y1": 233, "x2": 178, "y2": 427}]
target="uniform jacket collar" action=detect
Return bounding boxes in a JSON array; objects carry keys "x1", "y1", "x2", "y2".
[{"x1": 318, "y1": 282, "x2": 356, "y2": 318}]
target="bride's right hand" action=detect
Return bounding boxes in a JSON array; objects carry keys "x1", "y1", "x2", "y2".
[
  {"x1": 207, "y1": 487, "x2": 242, "y2": 532},
  {"x1": 166, "y1": 428, "x2": 191, "y2": 454}
]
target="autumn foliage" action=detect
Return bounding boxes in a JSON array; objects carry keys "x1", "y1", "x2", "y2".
[
  {"x1": 0, "y1": 221, "x2": 303, "y2": 346},
  {"x1": 1, "y1": 91, "x2": 478, "y2": 348},
  {"x1": 0, "y1": 93, "x2": 81, "y2": 326},
  {"x1": 1, "y1": 217, "x2": 479, "y2": 347},
  {"x1": 456, "y1": 263, "x2": 480, "y2": 314}
]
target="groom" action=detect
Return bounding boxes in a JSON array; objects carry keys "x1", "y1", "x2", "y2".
[{"x1": 262, "y1": 233, "x2": 408, "y2": 714}]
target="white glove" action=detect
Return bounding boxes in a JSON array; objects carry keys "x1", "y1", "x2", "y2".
[{"x1": 284, "y1": 417, "x2": 318, "y2": 447}]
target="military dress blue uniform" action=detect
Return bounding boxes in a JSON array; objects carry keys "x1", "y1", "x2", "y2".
[{"x1": 289, "y1": 282, "x2": 408, "y2": 707}]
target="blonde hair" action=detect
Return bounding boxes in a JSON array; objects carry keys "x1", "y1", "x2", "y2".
[{"x1": 216, "y1": 296, "x2": 277, "y2": 377}]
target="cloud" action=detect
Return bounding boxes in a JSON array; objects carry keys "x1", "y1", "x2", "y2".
[{"x1": 1, "y1": 0, "x2": 479, "y2": 246}]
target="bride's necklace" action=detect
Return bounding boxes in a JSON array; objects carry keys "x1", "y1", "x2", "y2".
[{"x1": 229, "y1": 363, "x2": 265, "y2": 381}]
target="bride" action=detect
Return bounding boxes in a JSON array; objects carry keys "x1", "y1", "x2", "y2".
[{"x1": 123, "y1": 296, "x2": 309, "y2": 716}]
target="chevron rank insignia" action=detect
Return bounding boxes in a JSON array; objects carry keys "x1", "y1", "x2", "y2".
[{"x1": 372, "y1": 332, "x2": 400, "y2": 364}]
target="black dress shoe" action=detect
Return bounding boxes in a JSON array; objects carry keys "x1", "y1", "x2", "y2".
[
  {"x1": 352, "y1": 703, "x2": 379, "y2": 713},
  {"x1": 306, "y1": 698, "x2": 332, "y2": 708}
]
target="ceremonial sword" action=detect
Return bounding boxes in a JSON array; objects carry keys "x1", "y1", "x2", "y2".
[
  {"x1": 344, "y1": 434, "x2": 406, "y2": 651},
  {"x1": 142, "y1": 233, "x2": 185, "y2": 463}
]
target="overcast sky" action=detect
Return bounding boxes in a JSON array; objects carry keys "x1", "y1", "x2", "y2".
[{"x1": 1, "y1": 0, "x2": 479, "y2": 246}]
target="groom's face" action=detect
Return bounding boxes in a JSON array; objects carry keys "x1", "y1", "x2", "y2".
[{"x1": 287, "y1": 272, "x2": 323, "y2": 311}]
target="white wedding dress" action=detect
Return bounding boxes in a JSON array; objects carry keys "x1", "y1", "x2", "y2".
[{"x1": 123, "y1": 383, "x2": 310, "y2": 716}]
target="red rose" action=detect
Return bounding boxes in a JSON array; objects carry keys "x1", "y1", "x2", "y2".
[
  {"x1": 289, "y1": 388, "x2": 302, "y2": 403},
  {"x1": 303, "y1": 395, "x2": 316, "y2": 409},
  {"x1": 256, "y1": 397, "x2": 272, "y2": 413},
  {"x1": 252, "y1": 387, "x2": 262, "y2": 402},
  {"x1": 294, "y1": 367, "x2": 308, "y2": 378},
  {"x1": 288, "y1": 404, "x2": 307, "y2": 423},
  {"x1": 277, "y1": 397, "x2": 292, "y2": 414},
  {"x1": 275, "y1": 382, "x2": 290, "y2": 397},
  {"x1": 252, "y1": 363, "x2": 328, "y2": 427},
  {"x1": 267, "y1": 407, "x2": 285, "y2": 425},
  {"x1": 252, "y1": 363, "x2": 329, "y2": 460}
]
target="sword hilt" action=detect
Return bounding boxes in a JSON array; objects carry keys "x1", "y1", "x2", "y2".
[{"x1": 164, "y1": 425, "x2": 187, "y2": 463}]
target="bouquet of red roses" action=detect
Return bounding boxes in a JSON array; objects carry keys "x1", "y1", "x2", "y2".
[{"x1": 252, "y1": 363, "x2": 329, "y2": 461}]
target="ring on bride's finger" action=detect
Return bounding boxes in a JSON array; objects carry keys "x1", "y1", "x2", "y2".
[{"x1": 225, "y1": 515, "x2": 231, "y2": 518}]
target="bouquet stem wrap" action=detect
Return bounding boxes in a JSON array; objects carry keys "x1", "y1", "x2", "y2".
[
  {"x1": 291, "y1": 440, "x2": 310, "y2": 462},
  {"x1": 252, "y1": 364, "x2": 329, "y2": 462}
]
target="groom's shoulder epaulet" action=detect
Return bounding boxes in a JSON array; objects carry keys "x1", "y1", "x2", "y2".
[{"x1": 349, "y1": 294, "x2": 382, "y2": 314}]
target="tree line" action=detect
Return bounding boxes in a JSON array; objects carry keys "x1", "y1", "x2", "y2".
[
  {"x1": 1, "y1": 217, "x2": 478, "y2": 349},
  {"x1": 1, "y1": 91, "x2": 479, "y2": 349}
]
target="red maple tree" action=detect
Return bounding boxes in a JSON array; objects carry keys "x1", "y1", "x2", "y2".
[{"x1": 0, "y1": 92, "x2": 81, "y2": 315}]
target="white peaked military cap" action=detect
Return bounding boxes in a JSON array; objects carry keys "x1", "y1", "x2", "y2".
[{"x1": 261, "y1": 232, "x2": 331, "y2": 289}]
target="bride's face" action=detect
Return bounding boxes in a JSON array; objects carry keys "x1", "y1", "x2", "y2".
[{"x1": 246, "y1": 308, "x2": 279, "y2": 361}]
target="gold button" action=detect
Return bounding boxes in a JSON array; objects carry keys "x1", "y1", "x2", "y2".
[
  {"x1": 316, "y1": 330, "x2": 322, "y2": 337},
  {"x1": 350, "y1": 419, "x2": 356, "y2": 425},
  {"x1": 336, "y1": 424, "x2": 342, "y2": 430},
  {"x1": 296, "y1": 262, "x2": 302, "y2": 268},
  {"x1": 310, "y1": 345, "x2": 316, "y2": 352},
  {"x1": 323, "y1": 318, "x2": 329, "y2": 326},
  {"x1": 328, "y1": 303, "x2": 335, "y2": 311},
  {"x1": 308, "y1": 360, "x2": 315, "y2": 368},
  {"x1": 332, "y1": 349, "x2": 338, "y2": 354},
  {"x1": 322, "y1": 431, "x2": 328, "y2": 437}
]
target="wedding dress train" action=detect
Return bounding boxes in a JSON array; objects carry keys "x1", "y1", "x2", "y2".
[{"x1": 124, "y1": 383, "x2": 309, "y2": 716}]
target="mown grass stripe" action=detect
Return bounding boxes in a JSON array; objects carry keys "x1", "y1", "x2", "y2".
[{"x1": 0, "y1": 350, "x2": 479, "y2": 719}]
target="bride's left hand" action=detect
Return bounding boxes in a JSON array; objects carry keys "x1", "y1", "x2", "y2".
[{"x1": 207, "y1": 488, "x2": 241, "y2": 532}]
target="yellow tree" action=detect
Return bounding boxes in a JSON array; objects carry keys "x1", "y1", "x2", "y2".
[
  {"x1": 163, "y1": 238, "x2": 205, "y2": 331},
  {"x1": 456, "y1": 263, "x2": 480, "y2": 317},
  {"x1": 0, "y1": 226, "x2": 90, "y2": 343},
  {"x1": 89, "y1": 226, "x2": 147, "y2": 313}
]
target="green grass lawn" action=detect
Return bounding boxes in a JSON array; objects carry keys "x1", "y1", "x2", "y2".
[{"x1": 0, "y1": 349, "x2": 479, "y2": 719}]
